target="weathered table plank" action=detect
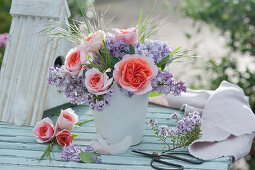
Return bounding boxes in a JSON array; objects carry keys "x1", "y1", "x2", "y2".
[{"x1": 0, "y1": 104, "x2": 232, "y2": 170}]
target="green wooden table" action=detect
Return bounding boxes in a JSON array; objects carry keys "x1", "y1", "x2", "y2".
[{"x1": 0, "y1": 104, "x2": 232, "y2": 170}]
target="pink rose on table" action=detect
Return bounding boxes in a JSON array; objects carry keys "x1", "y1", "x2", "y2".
[
  {"x1": 113, "y1": 54, "x2": 158, "y2": 95},
  {"x1": 114, "y1": 27, "x2": 138, "y2": 45},
  {"x1": 33, "y1": 118, "x2": 55, "y2": 143},
  {"x1": 56, "y1": 129, "x2": 73, "y2": 147},
  {"x1": 85, "y1": 68, "x2": 113, "y2": 95},
  {"x1": 56, "y1": 108, "x2": 78, "y2": 130},
  {"x1": 65, "y1": 47, "x2": 88, "y2": 76},
  {"x1": 81, "y1": 30, "x2": 105, "y2": 53}
]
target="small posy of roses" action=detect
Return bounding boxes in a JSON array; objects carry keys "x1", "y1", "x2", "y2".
[
  {"x1": 33, "y1": 108, "x2": 78, "y2": 160},
  {"x1": 48, "y1": 25, "x2": 187, "y2": 112}
]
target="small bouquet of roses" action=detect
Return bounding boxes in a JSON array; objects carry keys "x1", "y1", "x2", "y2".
[
  {"x1": 33, "y1": 108, "x2": 78, "y2": 159},
  {"x1": 33, "y1": 108, "x2": 101, "y2": 163},
  {"x1": 48, "y1": 9, "x2": 187, "y2": 112}
]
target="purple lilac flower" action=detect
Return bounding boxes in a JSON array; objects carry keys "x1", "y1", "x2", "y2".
[
  {"x1": 134, "y1": 39, "x2": 172, "y2": 64},
  {"x1": 105, "y1": 34, "x2": 130, "y2": 59},
  {"x1": 0, "y1": 33, "x2": 8, "y2": 48},
  {"x1": 48, "y1": 66, "x2": 114, "y2": 112},
  {"x1": 95, "y1": 100, "x2": 105, "y2": 112},
  {"x1": 85, "y1": 146, "x2": 95, "y2": 152},
  {"x1": 91, "y1": 154, "x2": 102, "y2": 164},
  {"x1": 151, "y1": 69, "x2": 187, "y2": 95},
  {"x1": 172, "y1": 81, "x2": 187, "y2": 96},
  {"x1": 61, "y1": 144, "x2": 102, "y2": 163},
  {"x1": 148, "y1": 118, "x2": 158, "y2": 128},
  {"x1": 160, "y1": 125, "x2": 169, "y2": 136},
  {"x1": 61, "y1": 144, "x2": 83, "y2": 161}
]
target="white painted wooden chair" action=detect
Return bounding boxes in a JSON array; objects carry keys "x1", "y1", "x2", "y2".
[{"x1": 0, "y1": 0, "x2": 72, "y2": 126}]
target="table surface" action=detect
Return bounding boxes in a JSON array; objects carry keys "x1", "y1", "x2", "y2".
[{"x1": 0, "y1": 104, "x2": 232, "y2": 170}]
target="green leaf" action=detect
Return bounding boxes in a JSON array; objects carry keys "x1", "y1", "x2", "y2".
[
  {"x1": 128, "y1": 44, "x2": 135, "y2": 54},
  {"x1": 137, "y1": 8, "x2": 143, "y2": 31},
  {"x1": 71, "y1": 134, "x2": 78, "y2": 139},
  {"x1": 149, "y1": 91, "x2": 164, "y2": 97},
  {"x1": 157, "y1": 47, "x2": 181, "y2": 70},
  {"x1": 109, "y1": 56, "x2": 120, "y2": 69},
  {"x1": 39, "y1": 141, "x2": 55, "y2": 161},
  {"x1": 79, "y1": 152, "x2": 93, "y2": 163},
  {"x1": 100, "y1": 33, "x2": 111, "y2": 68},
  {"x1": 77, "y1": 0, "x2": 90, "y2": 33},
  {"x1": 74, "y1": 119, "x2": 94, "y2": 126},
  {"x1": 138, "y1": 0, "x2": 157, "y2": 43}
]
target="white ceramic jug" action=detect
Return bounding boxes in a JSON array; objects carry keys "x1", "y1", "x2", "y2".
[{"x1": 93, "y1": 84, "x2": 149, "y2": 146}]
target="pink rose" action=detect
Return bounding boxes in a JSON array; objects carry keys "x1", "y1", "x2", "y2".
[
  {"x1": 113, "y1": 54, "x2": 158, "y2": 95},
  {"x1": 33, "y1": 118, "x2": 55, "y2": 143},
  {"x1": 81, "y1": 30, "x2": 105, "y2": 53},
  {"x1": 65, "y1": 47, "x2": 88, "y2": 76},
  {"x1": 114, "y1": 27, "x2": 138, "y2": 45},
  {"x1": 85, "y1": 68, "x2": 113, "y2": 95},
  {"x1": 56, "y1": 108, "x2": 78, "y2": 130},
  {"x1": 56, "y1": 129, "x2": 73, "y2": 147}
]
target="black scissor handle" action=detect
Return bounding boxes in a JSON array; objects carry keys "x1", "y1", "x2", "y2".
[
  {"x1": 151, "y1": 158, "x2": 184, "y2": 170},
  {"x1": 165, "y1": 152, "x2": 203, "y2": 164}
]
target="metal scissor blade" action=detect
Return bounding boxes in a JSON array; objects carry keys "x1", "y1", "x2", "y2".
[
  {"x1": 132, "y1": 150, "x2": 160, "y2": 157},
  {"x1": 165, "y1": 152, "x2": 203, "y2": 164}
]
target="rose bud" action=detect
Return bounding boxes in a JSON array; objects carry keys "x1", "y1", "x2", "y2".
[
  {"x1": 80, "y1": 30, "x2": 106, "y2": 53},
  {"x1": 56, "y1": 129, "x2": 73, "y2": 147},
  {"x1": 114, "y1": 27, "x2": 138, "y2": 45},
  {"x1": 56, "y1": 108, "x2": 78, "y2": 130},
  {"x1": 33, "y1": 118, "x2": 55, "y2": 143}
]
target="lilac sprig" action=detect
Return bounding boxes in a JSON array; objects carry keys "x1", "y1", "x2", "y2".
[
  {"x1": 149, "y1": 111, "x2": 202, "y2": 152},
  {"x1": 106, "y1": 35, "x2": 130, "y2": 59},
  {"x1": 61, "y1": 144, "x2": 102, "y2": 164},
  {"x1": 106, "y1": 34, "x2": 172, "y2": 65},
  {"x1": 134, "y1": 39, "x2": 172, "y2": 64},
  {"x1": 86, "y1": 89, "x2": 114, "y2": 112},
  {"x1": 61, "y1": 144, "x2": 83, "y2": 161},
  {"x1": 48, "y1": 66, "x2": 114, "y2": 112},
  {"x1": 151, "y1": 69, "x2": 187, "y2": 95}
]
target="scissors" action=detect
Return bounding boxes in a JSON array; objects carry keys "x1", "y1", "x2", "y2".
[{"x1": 132, "y1": 150, "x2": 203, "y2": 170}]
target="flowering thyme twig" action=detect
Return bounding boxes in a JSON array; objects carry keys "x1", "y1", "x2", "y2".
[{"x1": 149, "y1": 111, "x2": 202, "y2": 152}]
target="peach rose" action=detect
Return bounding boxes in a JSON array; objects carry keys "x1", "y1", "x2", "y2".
[
  {"x1": 113, "y1": 54, "x2": 158, "y2": 95},
  {"x1": 81, "y1": 30, "x2": 106, "y2": 53},
  {"x1": 65, "y1": 47, "x2": 88, "y2": 76},
  {"x1": 114, "y1": 27, "x2": 138, "y2": 45},
  {"x1": 33, "y1": 118, "x2": 55, "y2": 143},
  {"x1": 56, "y1": 108, "x2": 78, "y2": 130},
  {"x1": 85, "y1": 68, "x2": 113, "y2": 95},
  {"x1": 56, "y1": 129, "x2": 73, "y2": 147}
]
